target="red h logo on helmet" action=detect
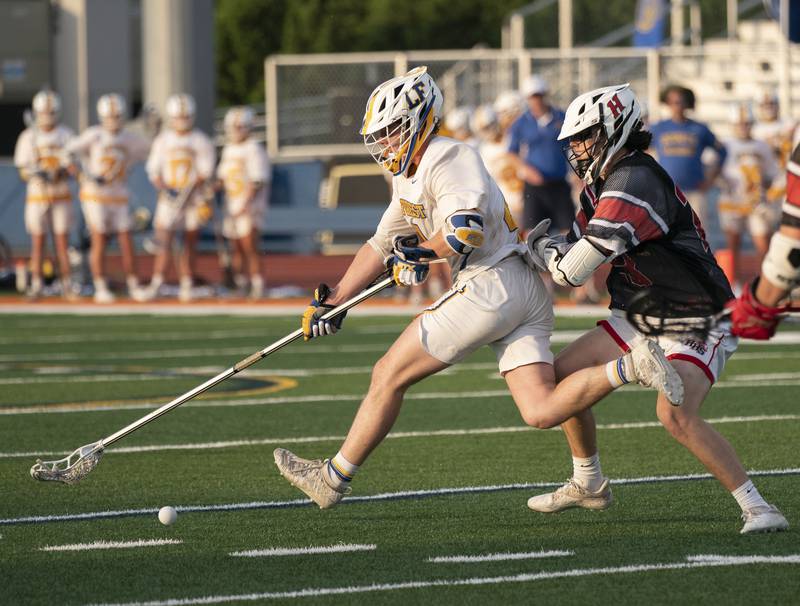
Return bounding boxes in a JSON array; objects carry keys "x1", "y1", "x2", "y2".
[{"x1": 606, "y1": 94, "x2": 624, "y2": 118}]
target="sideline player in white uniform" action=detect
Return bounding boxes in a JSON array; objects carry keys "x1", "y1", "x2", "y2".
[
  {"x1": 473, "y1": 104, "x2": 524, "y2": 228},
  {"x1": 216, "y1": 107, "x2": 270, "y2": 299},
  {"x1": 273, "y1": 68, "x2": 682, "y2": 511},
  {"x1": 13, "y1": 90, "x2": 78, "y2": 300},
  {"x1": 718, "y1": 104, "x2": 779, "y2": 289},
  {"x1": 525, "y1": 84, "x2": 787, "y2": 534},
  {"x1": 143, "y1": 94, "x2": 215, "y2": 301},
  {"x1": 66, "y1": 94, "x2": 151, "y2": 303}
]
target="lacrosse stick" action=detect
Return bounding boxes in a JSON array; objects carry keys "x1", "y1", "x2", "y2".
[
  {"x1": 30, "y1": 274, "x2": 396, "y2": 484},
  {"x1": 625, "y1": 287, "x2": 800, "y2": 340}
]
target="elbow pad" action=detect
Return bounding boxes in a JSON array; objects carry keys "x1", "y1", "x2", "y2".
[
  {"x1": 444, "y1": 210, "x2": 485, "y2": 254},
  {"x1": 761, "y1": 231, "x2": 800, "y2": 291},
  {"x1": 548, "y1": 237, "x2": 607, "y2": 287}
]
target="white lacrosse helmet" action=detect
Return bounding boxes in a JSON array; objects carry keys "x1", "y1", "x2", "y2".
[
  {"x1": 471, "y1": 104, "x2": 499, "y2": 139},
  {"x1": 223, "y1": 106, "x2": 254, "y2": 141},
  {"x1": 32, "y1": 90, "x2": 61, "y2": 129},
  {"x1": 97, "y1": 94, "x2": 127, "y2": 131},
  {"x1": 165, "y1": 93, "x2": 196, "y2": 132},
  {"x1": 360, "y1": 66, "x2": 443, "y2": 176},
  {"x1": 558, "y1": 83, "x2": 642, "y2": 184}
]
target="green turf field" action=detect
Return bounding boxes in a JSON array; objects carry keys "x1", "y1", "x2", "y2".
[{"x1": 1, "y1": 312, "x2": 798, "y2": 605}]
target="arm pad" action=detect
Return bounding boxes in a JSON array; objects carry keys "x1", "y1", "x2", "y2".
[
  {"x1": 761, "y1": 231, "x2": 800, "y2": 291},
  {"x1": 546, "y1": 237, "x2": 608, "y2": 287},
  {"x1": 444, "y1": 210, "x2": 485, "y2": 255}
]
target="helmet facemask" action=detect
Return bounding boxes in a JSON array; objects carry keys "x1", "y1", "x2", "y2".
[
  {"x1": 564, "y1": 125, "x2": 608, "y2": 183},
  {"x1": 364, "y1": 116, "x2": 415, "y2": 175}
]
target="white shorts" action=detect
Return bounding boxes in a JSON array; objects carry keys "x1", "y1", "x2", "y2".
[
  {"x1": 418, "y1": 255, "x2": 554, "y2": 373},
  {"x1": 599, "y1": 309, "x2": 738, "y2": 383},
  {"x1": 154, "y1": 194, "x2": 204, "y2": 232},
  {"x1": 81, "y1": 200, "x2": 131, "y2": 234},
  {"x1": 719, "y1": 202, "x2": 779, "y2": 237},
  {"x1": 25, "y1": 202, "x2": 72, "y2": 236},
  {"x1": 222, "y1": 206, "x2": 265, "y2": 239}
]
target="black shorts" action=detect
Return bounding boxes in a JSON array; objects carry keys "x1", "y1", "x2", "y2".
[{"x1": 523, "y1": 180, "x2": 575, "y2": 232}]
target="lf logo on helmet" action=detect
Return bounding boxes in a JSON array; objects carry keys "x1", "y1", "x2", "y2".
[
  {"x1": 606, "y1": 94, "x2": 625, "y2": 118},
  {"x1": 406, "y1": 82, "x2": 426, "y2": 109}
]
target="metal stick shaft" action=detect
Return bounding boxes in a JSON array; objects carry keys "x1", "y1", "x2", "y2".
[{"x1": 100, "y1": 276, "x2": 395, "y2": 449}]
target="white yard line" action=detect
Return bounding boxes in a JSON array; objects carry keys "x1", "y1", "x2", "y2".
[
  {"x1": 40, "y1": 539, "x2": 182, "y2": 552},
  {"x1": 3, "y1": 467, "x2": 799, "y2": 526},
  {"x1": 83, "y1": 554, "x2": 800, "y2": 606},
  {"x1": 3, "y1": 414, "x2": 798, "y2": 460},
  {"x1": 2, "y1": 333, "x2": 798, "y2": 365},
  {"x1": 230, "y1": 544, "x2": 376, "y2": 558},
  {"x1": 427, "y1": 550, "x2": 574, "y2": 563}
]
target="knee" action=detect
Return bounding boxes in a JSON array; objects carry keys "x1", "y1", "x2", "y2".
[
  {"x1": 370, "y1": 355, "x2": 405, "y2": 394},
  {"x1": 517, "y1": 401, "x2": 558, "y2": 430},
  {"x1": 657, "y1": 406, "x2": 696, "y2": 441}
]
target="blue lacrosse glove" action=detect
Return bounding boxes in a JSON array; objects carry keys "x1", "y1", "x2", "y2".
[
  {"x1": 388, "y1": 235, "x2": 437, "y2": 287},
  {"x1": 301, "y1": 283, "x2": 346, "y2": 340}
]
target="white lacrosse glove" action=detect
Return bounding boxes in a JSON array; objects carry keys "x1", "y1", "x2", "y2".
[{"x1": 525, "y1": 219, "x2": 556, "y2": 272}]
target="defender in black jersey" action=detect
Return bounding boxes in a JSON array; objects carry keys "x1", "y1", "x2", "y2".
[{"x1": 526, "y1": 84, "x2": 788, "y2": 534}]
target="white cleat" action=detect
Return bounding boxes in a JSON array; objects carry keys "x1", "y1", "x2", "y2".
[
  {"x1": 273, "y1": 448, "x2": 349, "y2": 510},
  {"x1": 93, "y1": 288, "x2": 115, "y2": 304},
  {"x1": 129, "y1": 286, "x2": 149, "y2": 303},
  {"x1": 740, "y1": 504, "x2": 789, "y2": 534},
  {"x1": 527, "y1": 478, "x2": 613, "y2": 513},
  {"x1": 629, "y1": 339, "x2": 684, "y2": 406}
]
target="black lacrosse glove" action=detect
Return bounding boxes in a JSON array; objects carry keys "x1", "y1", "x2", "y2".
[{"x1": 301, "y1": 283, "x2": 347, "y2": 340}]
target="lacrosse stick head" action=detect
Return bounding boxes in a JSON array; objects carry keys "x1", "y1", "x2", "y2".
[
  {"x1": 30, "y1": 441, "x2": 104, "y2": 484},
  {"x1": 625, "y1": 288, "x2": 725, "y2": 341}
]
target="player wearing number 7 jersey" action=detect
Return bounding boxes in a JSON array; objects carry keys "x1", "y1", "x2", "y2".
[
  {"x1": 525, "y1": 84, "x2": 787, "y2": 534},
  {"x1": 142, "y1": 94, "x2": 215, "y2": 302},
  {"x1": 273, "y1": 67, "x2": 683, "y2": 511}
]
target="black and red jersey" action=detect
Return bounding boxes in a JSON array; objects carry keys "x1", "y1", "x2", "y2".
[
  {"x1": 567, "y1": 150, "x2": 734, "y2": 313},
  {"x1": 783, "y1": 142, "x2": 800, "y2": 228}
]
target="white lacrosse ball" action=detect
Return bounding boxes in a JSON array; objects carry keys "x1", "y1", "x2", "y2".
[{"x1": 158, "y1": 506, "x2": 178, "y2": 526}]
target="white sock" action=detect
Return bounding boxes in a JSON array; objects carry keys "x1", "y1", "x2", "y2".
[
  {"x1": 732, "y1": 480, "x2": 768, "y2": 512},
  {"x1": 30, "y1": 275, "x2": 43, "y2": 292},
  {"x1": 250, "y1": 274, "x2": 263, "y2": 290},
  {"x1": 605, "y1": 355, "x2": 632, "y2": 388},
  {"x1": 180, "y1": 276, "x2": 192, "y2": 289},
  {"x1": 150, "y1": 274, "x2": 163, "y2": 289},
  {"x1": 324, "y1": 451, "x2": 359, "y2": 490},
  {"x1": 573, "y1": 454, "x2": 604, "y2": 492},
  {"x1": 93, "y1": 277, "x2": 108, "y2": 292}
]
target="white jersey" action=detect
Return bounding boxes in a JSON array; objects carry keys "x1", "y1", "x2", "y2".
[
  {"x1": 146, "y1": 128, "x2": 215, "y2": 189},
  {"x1": 752, "y1": 119, "x2": 796, "y2": 166},
  {"x1": 66, "y1": 126, "x2": 151, "y2": 204},
  {"x1": 13, "y1": 125, "x2": 74, "y2": 203},
  {"x1": 216, "y1": 138, "x2": 271, "y2": 214},
  {"x1": 367, "y1": 136, "x2": 526, "y2": 284},
  {"x1": 477, "y1": 138, "x2": 523, "y2": 215},
  {"x1": 719, "y1": 137, "x2": 778, "y2": 208}
]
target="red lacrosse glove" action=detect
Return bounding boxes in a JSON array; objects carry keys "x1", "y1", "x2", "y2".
[{"x1": 727, "y1": 280, "x2": 787, "y2": 340}]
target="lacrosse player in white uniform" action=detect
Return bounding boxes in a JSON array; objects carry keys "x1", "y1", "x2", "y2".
[
  {"x1": 142, "y1": 94, "x2": 215, "y2": 301},
  {"x1": 217, "y1": 107, "x2": 270, "y2": 299},
  {"x1": 13, "y1": 90, "x2": 78, "y2": 300},
  {"x1": 66, "y1": 94, "x2": 151, "y2": 303},
  {"x1": 273, "y1": 67, "x2": 682, "y2": 510}
]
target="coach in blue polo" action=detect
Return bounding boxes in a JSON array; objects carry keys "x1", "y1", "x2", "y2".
[{"x1": 507, "y1": 75, "x2": 572, "y2": 232}]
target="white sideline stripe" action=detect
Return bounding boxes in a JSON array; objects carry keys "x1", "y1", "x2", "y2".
[
  {"x1": 40, "y1": 539, "x2": 182, "y2": 552},
  {"x1": 230, "y1": 544, "x2": 376, "y2": 558},
  {"x1": 3, "y1": 468, "x2": 799, "y2": 527},
  {"x1": 427, "y1": 550, "x2": 573, "y2": 563},
  {"x1": 84, "y1": 555, "x2": 800, "y2": 606},
  {"x1": 3, "y1": 414, "x2": 798, "y2": 459}
]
